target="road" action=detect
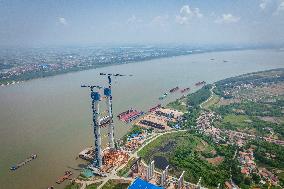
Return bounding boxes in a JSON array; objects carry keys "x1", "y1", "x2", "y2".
[
  {"x1": 200, "y1": 84, "x2": 216, "y2": 109},
  {"x1": 77, "y1": 129, "x2": 188, "y2": 189}
]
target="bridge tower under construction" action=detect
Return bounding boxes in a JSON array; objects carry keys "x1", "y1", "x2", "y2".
[{"x1": 81, "y1": 85, "x2": 103, "y2": 168}]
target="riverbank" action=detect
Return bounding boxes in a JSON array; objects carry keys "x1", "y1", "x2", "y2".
[
  {"x1": 108, "y1": 68, "x2": 284, "y2": 189},
  {"x1": 1, "y1": 49, "x2": 284, "y2": 189},
  {"x1": 0, "y1": 47, "x2": 266, "y2": 87},
  {"x1": 68, "y1": 83, "x2": 210, "y2": 189}
]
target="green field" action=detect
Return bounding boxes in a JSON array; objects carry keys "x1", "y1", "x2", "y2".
[
  {"x1": 214, "y1": 104, "x2": 284, "y2": 139},
  {"x1": 219, "y1": 114, "x2": 251, "y2": 130},
  {"x1": 117, "y1": 158, "x2": 136, "y2": 177},
  {"x1": 64, "y1": 183, "x2": 80, "y2": 189},
  {"x1": 138, "y1": 131, "x2": 236, "y2": 188},
  {"x1": 101, "y1": 180, "x2": 130, "y2": 189},
  {"x1": 166, "y1": 98, "x2": 188, "y2": 113},
  {"x1": 201, "y1": 93, "x2": 220, "y2": 110}
]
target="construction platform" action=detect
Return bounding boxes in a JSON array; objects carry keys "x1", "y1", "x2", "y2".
[
  {"x1": 136, "y1": 108, "x2": 184, "y2": 130},
  {"x1": 79, "y1": 147, "x2": 129, "y2": 176}
]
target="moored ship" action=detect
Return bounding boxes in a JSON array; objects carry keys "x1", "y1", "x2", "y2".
[
  {"x1": 195, "y1": 81, "x2": 206, "y2": 86},
  {"x1": 181, "y1": 87, "x2": 190, "y2": 93},
  {"x1": 169, "y1": 86, "x2": 179, "y2": 93},
  {"x1": 117, "y1": 109, "x2": 144, "y2": 123},
  {"x1": 149, "y1": 104, "x2": 161, "y2": 112}
]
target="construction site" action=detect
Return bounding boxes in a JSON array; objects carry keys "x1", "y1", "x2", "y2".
[
  {"x1": 77, "y1": 73, "x2": 204, "y2": 189},
  {"x1": 79, "y1": 73, "x2": 131, "y2": 176},
  {"x1": 136, "y1": 107, "x2": 184, "y2": 130},
  {"x1": 128, "y1": 158, "x2": 205, "y2": 189}
]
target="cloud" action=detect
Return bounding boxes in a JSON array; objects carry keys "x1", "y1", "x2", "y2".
[
  {"x1": 260, "y1": 0, "x2": 270, "y2": 10},
  {"x1": 275, "y1": 0, "x2": 284, "y2": 13},
  {"x1": 58, "y1": 17, "x2": 68, "y2": 25},
  {"x1": 176, "y1": 5, "x2": 203, "y2": 25},
  {"x1": 215, "y1": 14, "x2": 240, "y2": 24},
  {"x1": 260, "y1": 0, "x2": 284, "y2": 15},
  {"x1": 127, "y1": 15, "x2": 142, "y2": 24}
]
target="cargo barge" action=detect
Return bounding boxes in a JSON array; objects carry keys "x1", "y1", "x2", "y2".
[
  {"x1": 56, "y1": 171, "x2": 73, "y2": 184},
  {"x1": 10, "y1": 154, "x2": 37, "y2": 171},
  {"x1": 169, "y1": 86, "x2": 179, "y2": 93},
  {"x1": 117, "y1": 109, "x2": 144, "y2": 123},
  {"x1": 149, "y1": 104, "x2": 161, "y2": 112},
  {"x1": 195, "y1": 81, "x2": 206, "y2": 86},
  {"x1": 181, "y1": 87, "x2": 190, "y2": 93}
]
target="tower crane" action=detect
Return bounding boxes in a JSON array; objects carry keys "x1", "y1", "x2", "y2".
[{"x1": 99, "y1": 73, "x2": 133, "y2": 149}]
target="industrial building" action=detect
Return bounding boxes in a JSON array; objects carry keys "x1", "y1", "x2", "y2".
[{"x1": 129, "y1": 178, "x2": 164, "y2": 189}]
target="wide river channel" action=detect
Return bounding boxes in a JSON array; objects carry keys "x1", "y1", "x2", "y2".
[{"x1": 0, "y1": 49, "x2": 283, "y2": 189}]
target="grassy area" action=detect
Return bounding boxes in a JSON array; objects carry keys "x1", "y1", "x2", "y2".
[
  {"x1": 138, "y1": 131, "x2": 235, "y2": 188},
  {"x1": 85, "y1": 182, "x2": 103, "y2": 189},
  {"x1": 117, "y1": 157, "x2": 136, "y2": 177},
  {"x1": 187, "y1": 84, "x2": 212, "y2": 108},
  {"x1": 64, "y1": 183, "x2": 80, "y2": 189},
  {"x1": 181, "y1": 85, "x2": 212, "y2": 129},
  {"x1": 221, "y1": 114, "x2": 251, "y2": 129},
  {"x1": 138, "y1": 131, "x2": 213, "y2": 163},
  {"x1": 166, "y1": 97, "x2": 188, "y2": 112},
  {"x1": 214, "y1": 103, "x2": 284, "y2": 139},
  {"x1": 202, "y1": 94, "x2": 220, "y2": 110},
  {"x1": 101, "y1": 180, "x2": 130, "y2": 189}
]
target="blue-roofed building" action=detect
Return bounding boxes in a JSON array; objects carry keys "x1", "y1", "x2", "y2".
[{"x1": 129, "y1": 178, "x2": 164, "y2": 189}]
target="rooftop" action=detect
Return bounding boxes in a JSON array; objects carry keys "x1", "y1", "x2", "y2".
[{"x1": 129, "y1": 178, "x2": 164, "y2": 189}]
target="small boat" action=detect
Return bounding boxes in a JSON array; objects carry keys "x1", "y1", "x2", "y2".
[
  {"x1": 181, "y1": 87, "x2": 190, "y2": 93},
  {"x1": 159, "y1": 93, "x2": 168, "y2": 100},
  {"x1": 195, "y1": 81, "x2": 206, "y2": 86},
  {"x1": 169, "y1": 87, "x2": 179, "y2": 93},
  {"x1": 10, "y1": 166, "x2": 18, "y2": 171}
]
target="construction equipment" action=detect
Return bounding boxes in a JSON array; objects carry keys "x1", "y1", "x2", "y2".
[
  {"x1": 81, "y1": 84, "x2": 103, "y2": 168},
  {"x1": 99, "y1": 73, "x2": 133, "y2": 149}
]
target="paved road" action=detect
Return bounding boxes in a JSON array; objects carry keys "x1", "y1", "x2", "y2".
[{"x1": 78, "y1": 130, "x2": 188, "y2": 189}]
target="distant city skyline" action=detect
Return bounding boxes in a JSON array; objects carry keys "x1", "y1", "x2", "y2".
[{"x1": 0, "y1": 0, "x2": 284, "y2": 47}]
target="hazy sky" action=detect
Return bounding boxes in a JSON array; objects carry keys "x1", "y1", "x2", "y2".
[{"x1": 0, "y1": 0, "x2": 284, "y2": 47}]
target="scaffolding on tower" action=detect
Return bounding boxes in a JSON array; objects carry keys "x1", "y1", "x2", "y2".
[
  {"x1": 99, "y1": 73, "x2": 133, "y2": 150},
  {"x1": 81, "y1": 84, "x2": 103, "y2": 169}
]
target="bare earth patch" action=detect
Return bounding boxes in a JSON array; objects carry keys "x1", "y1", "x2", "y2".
[
  {"x1": 258, "y1": 116, "x2": 283, "y2": 124},
  {"x1": 196, "y1": 139, "x2": 208, "y2": 152},
  {"x1": 218, "y1": 98, "x2": 241, "y2": 106},
  {"x1": 206, "y1": 156, "x2": 224, "y2": 166}
]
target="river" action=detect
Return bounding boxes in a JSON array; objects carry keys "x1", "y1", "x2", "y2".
[{"x1": 0, "y1": 49, "x2": 283, "y2": 189}]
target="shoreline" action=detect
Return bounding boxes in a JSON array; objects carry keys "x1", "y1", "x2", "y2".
[
  {"x1": 71, "y1": 84, "x2": 200, "y2": 189},
  {"x1": 2, "y1": 50, "x2": 283, "y2": 189},
  {"x1": 0, "y1": 47, "x2": 268, "y2": 87}
]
